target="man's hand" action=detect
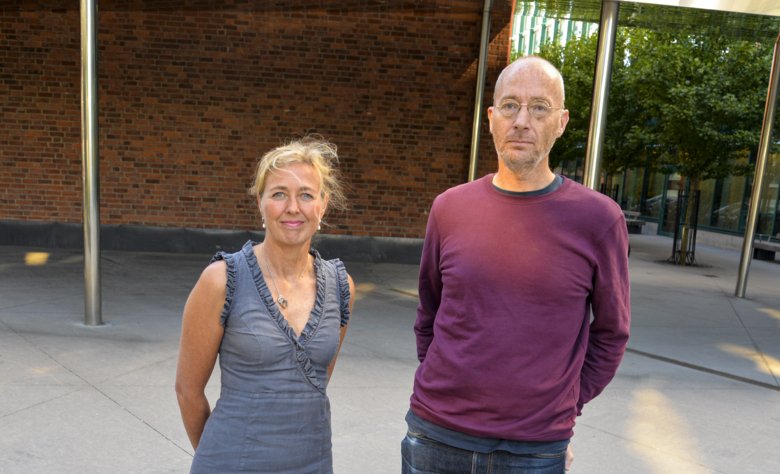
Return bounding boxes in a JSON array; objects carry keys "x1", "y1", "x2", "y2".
[{"x1": 565, "y1": 445, "x2": 574, "y2": 471}]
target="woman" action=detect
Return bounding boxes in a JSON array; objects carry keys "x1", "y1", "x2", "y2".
[{"x1": 175, "y1": 137, "x2": 355, "y2": 473}]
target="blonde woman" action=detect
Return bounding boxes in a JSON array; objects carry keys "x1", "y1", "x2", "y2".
[{"x1": 176, "y1": 137, "x2": 354, "y2": 473}]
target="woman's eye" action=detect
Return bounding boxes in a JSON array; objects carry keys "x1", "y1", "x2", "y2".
[
  {"x1": 271, "y1": 192, "x2": 286, "y2": 199},
  {"x1": 300, "y1": 193, "x2": 315, "y2": 201}
]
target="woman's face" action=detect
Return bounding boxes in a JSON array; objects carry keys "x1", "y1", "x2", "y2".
[{"x1": 258, "y1": 162, "x2": 327, "y2": 248}]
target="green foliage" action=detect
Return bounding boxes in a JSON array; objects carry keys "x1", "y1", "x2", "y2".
[
  {"x1": 533, "y1": 24, "x2": 774, "y2": 183},
  {"x1": 519, "y1": 1, "x2": 780, "y2": 42},
  {"x1": 538, "y1": 34, "x2": 597, "y2": 167},
  {"x1": 625, "y1": 29, "x2": 771, "y2": 181}
]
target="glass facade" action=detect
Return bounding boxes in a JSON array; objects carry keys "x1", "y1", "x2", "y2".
[
  {"x1": 512, "y1": 0, "x2": 780, "y2": 241},
  {"x1": 511, "y1": 2, "x2": 594, "y2": 57}
]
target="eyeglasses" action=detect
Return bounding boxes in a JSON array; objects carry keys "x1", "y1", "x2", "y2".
[{"x1": 495, "y1": 100, "x2": 563, "y2": 120}]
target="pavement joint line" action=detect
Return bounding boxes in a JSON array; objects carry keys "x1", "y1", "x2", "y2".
[
  {"x1": 109, "y1": 354, "x2": 179, "y2": 381},
  {"x1": 388, "y1": 288, "x2": 418, "y2": 298},
  {"x1": 0, "y1": 387, "x2": 83, "y2": 421},
  {"x1": 341, "y1": 345, "x2": 419, "y2": 366},
  {"x1": 572, "y1": 422, "x2": 730, "y2": 474},
  {"x1": 0, "y1": 316, "x2": 193, "y2": 455},
  {"x1": 626, "y1": 347, "x2": 780, "y2": 391},
  {"x1": 0, "y1": 294, "x2": 82, "y2": 312},
  {"x1": 723, "y1": 294, "x2": 780, "y2": 386}
]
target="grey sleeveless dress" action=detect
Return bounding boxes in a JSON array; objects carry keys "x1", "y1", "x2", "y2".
[{"x1": 190, "y1": 241, "x2": 351, "y2": 473}]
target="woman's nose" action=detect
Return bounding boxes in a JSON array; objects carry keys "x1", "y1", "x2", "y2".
[{"x1": 286, "y1": 197, "x2": 300, "y2": 213}]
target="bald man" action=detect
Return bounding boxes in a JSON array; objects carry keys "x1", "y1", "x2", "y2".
[{"x1": 403, "y1": 56, "x2": 631, "y2": 473}]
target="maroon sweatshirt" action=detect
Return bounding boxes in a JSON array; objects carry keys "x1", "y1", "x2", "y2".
[{"x1": 411, "y1": 174, "x2": 631, "y2": 442}]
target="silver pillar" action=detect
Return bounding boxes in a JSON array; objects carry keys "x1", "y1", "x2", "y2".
[
  {"x1": 80, "y1": 0, "x2": 102, "y2": 325},
  {"x1": 735, "y1": 31, "x2": 780, "y2": 298},
  {"x1": 582, "y1": 1, "x2": 619, "y2": 191},
  {"x1": 468, "y1": 0, "x2": 493, "y2": 182}
]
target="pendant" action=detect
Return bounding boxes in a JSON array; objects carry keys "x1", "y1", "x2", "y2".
[{"x1": 277, "y1": 295, "x2": 288, "y2": 309}]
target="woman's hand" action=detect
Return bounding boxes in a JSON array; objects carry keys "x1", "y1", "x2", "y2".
[{"x1": 175, "y1": 261, "x2": 227, "y2": 450}]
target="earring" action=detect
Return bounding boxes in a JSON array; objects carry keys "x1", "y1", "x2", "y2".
[
  {"x1": 317, "y1": 220, "x2": 321, "y2": 231},
  {"x1": 262, "y1": 218, "x2": 266, "y2": 229}
]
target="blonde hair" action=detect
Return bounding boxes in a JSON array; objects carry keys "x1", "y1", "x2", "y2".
[{"x1": 249, "y1": 136, "x2": 348, "y2": 213}]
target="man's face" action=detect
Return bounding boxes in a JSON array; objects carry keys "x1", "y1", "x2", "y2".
[{"x1": 487, "y1": 63, "x2": 569, "y2": 176}]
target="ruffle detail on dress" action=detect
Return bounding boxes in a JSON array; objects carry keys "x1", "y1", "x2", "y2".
[
  {"x1": 298, "y1": 250, "x2": 326, "y2": 346},
  {"x1": 241, "y1": 241, "x2": 325, "y2": 394},
  {"x1": 293, "y1": 339, "x2": 317, "y2": 386},
  {"x1": 333, "y1": 259, "x2": 351, "y2": 327},
  {"x1": 210, "y1": 250, "x2": 236, "y2": 327}
]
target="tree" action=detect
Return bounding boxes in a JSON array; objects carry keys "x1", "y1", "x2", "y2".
[
  {"x1": 627, "y1": 29, "x2": 771, "y2": 263},
  {"x1": 627, "y1": 30, "x2": 768, "y2": 182},
  {"x1": 538, "y1": 30, "x2": 648, "y2": 185},
  {"x1": 533, "y1": 25, "x2": 773, "y2": 264},
  {"x1": 536, "y1": 33, "x2": 595, "y2": 171}
]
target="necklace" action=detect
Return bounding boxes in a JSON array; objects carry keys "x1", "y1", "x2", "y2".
[{"x1": 261, "y1": 247, "x2": 308, "y2": 310}]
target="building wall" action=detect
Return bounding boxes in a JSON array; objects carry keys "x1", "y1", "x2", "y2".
[{"x1": 0, "y1": 0, "x2": 513, "y2": 241}]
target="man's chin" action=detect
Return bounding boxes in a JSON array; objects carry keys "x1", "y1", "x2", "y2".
[
  {"x1": 500, "y1": 152, "x2": 542, "y2": 173},
  {"x1": 501, "y1": 151, "x2": 531, "y2": 165}
]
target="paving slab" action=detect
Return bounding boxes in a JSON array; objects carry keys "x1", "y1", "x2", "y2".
[{"x1": 1, "y1": 234, "x2": 779, "y2": 473}]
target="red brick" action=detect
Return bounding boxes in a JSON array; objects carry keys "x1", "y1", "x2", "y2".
[{"x1": 0, "y1": 1, "x2": 512, "y2": 238}]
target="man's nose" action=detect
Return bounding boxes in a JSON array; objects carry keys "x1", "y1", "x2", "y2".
[{"x1": 512, "y1": 106, "x2": 532, "y2": 127}]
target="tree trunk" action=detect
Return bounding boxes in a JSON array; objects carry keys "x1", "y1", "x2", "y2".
[{"x1": 678, "y1": 176, "x2": 698, "y2": 265}]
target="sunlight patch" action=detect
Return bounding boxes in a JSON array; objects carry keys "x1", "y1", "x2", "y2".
[
  {"x1": 628, "y1": 389, "x2": 708, "y2": 473},
  {"x1": 25, "y1": 252, "x2": 50, "y2": 266}
]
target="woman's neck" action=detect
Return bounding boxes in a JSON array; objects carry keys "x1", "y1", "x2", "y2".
[{"x1": 259, "y1": 241, "x2": 312, "y2": 281}]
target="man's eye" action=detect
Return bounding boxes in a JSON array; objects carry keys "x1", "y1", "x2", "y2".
[
  {"x1": 530, "y1": 103, "x2": 549, "y2": 114},
  {"x1": 501, "y1": 102, "x2": 519, "y2": 113}
]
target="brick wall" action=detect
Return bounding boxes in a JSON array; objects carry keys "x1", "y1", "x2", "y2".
[{"x1": 0, "y1": 0, "x2": 513, "y2": 239}]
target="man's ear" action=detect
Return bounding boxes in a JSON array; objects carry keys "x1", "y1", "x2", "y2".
[{"x1": 557, "y1": 109, "x2": 570, "y2": 137}]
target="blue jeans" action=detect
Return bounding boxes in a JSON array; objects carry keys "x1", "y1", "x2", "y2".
[{"x1": 401, "y1": 430, "x2": 568, "y2": 474}]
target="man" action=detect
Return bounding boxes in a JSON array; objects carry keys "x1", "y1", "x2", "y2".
[{"x1": 403, "y1": 56, "x2": 630, "y2": 473}]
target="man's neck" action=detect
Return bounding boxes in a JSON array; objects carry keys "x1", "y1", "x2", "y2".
[{"x1": 492, "y1": 167, "x2": 556, "y2": 193}]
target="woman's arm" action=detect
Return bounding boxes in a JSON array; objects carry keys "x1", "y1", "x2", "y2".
[
  {"x1": 327, "y1": 273, "x2": 355, "y2": 380},
  {"x1": 174, "y1": 261, "x2": 227, "y2": 450}
]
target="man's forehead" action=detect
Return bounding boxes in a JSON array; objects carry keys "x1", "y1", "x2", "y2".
[
  {"x1": 495, "y1": 66, "x2": 562, "y2": 102},
  {"x1": 505, "y1": 57, "x2": 559, "y2": 79},
  {"x1": 496, "y1": 82, "x2": 559, "y2": 101}
]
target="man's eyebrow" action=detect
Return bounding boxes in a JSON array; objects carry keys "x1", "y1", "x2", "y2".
[{"x1": 497, "y1": 95, "x2": 551, "y2": 102}]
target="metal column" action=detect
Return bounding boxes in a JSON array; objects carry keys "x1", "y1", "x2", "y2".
[
  {"x1": 467, "y1": 0, "x2": 493, "y2": 182},
  {"x1": 80, "y1": 0, "x2": 102, "y2": 325},
  {"x1": 582, "y1": 0, "x2": 619, "y2": 191},
  {"x1": 735, "y1": 31, "x2": 780, "y2": 298}
]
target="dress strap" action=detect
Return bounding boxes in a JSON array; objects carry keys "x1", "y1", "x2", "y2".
[
  {"x1": 332, "y1": 259, "x2": 351, "y2": 327},
  {"x1": 209, "y1": 250, "x2": 236, "y2": 326}
]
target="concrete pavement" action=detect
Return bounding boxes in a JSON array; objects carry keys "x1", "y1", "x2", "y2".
[{"x1": 0, "y1": 233, "x2": 779, "y2": 473}]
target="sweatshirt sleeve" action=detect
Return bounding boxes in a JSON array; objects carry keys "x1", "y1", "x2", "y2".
[
  {"x1": 415, "y1": 202, "x2": 443, "y2": 362},
  {"x1": 577, "y1": 214, "x2": 631, "y2": 413}
]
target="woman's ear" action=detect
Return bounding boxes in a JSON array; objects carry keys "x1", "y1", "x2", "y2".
[
  {"x1": 257, "y1": 195, "x2": 266, "y2": 228},
  {"x1": 321, "y1": 194, "x2": 330, "y2": 218}
]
